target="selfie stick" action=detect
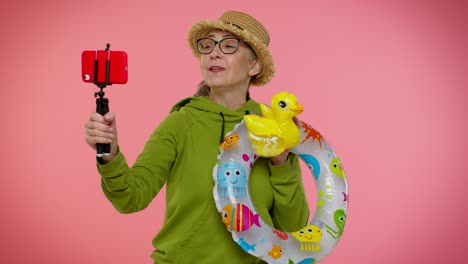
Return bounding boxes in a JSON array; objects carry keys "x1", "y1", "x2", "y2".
[{"x1": 93, "y1": 43, "x2": 112, "y2": 157}]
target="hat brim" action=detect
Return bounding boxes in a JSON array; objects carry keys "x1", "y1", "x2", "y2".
[{"x1": 188, "y1": 20, "x2": 274, "y2": 86}]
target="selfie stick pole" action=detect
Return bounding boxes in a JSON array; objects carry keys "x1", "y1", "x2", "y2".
[{"x1": 94, "y1": 43, "x2": 112, "y2": 157}]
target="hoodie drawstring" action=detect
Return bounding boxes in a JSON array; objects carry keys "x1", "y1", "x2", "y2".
[
  {"x1": 219, "y1": 112, "x2": 225, "y2": 144},
  {"x1": 219, "y1": 110, "x2": 251, "y2": 144}
]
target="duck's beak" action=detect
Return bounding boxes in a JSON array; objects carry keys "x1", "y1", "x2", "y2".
[{"x1": 291, "y1": 104, "x2": 303, "y2": 114}]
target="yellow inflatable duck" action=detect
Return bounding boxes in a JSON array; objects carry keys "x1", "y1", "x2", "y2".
[{"x1": 244, "y1": 92, "x2": 303, "y2": 157}]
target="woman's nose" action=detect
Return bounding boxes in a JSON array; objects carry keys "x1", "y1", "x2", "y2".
[{"x1": 210, "y1": 43, "x2": 222, "y2": 58}]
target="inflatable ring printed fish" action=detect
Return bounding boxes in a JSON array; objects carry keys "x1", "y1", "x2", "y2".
[{"x1": 213, "y1": 92, "x2": 348, "y2": 263}]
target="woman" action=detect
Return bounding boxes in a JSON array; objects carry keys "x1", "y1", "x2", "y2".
[{"x1": 85, "y1": 11, "x2": 309, "y2": 264}]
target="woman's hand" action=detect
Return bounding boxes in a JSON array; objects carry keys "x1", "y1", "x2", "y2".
[
  {"x1": 85, "y1": 112, "x2": 119, "y2": 163},
  {"x1": 270, "y1": 150, "x2": 290, "y2": 165}
]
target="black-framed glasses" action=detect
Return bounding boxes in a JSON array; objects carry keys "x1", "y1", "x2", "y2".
[{"x1": 196, "y1": 37, "x2": 242, "y2": 54}]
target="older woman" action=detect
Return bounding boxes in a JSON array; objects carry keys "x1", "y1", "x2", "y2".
[{"x1": 85, "y1": 10, "x2": 309, "y2": 264}]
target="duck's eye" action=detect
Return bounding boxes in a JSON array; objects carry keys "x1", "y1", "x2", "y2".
[{"x1": 278, "y1": 101, "x2": 287, "y2": 109}]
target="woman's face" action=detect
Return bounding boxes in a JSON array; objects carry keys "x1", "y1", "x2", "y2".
[{"x1": 200, "y1": 30, "x2": 260, "y2": 89}]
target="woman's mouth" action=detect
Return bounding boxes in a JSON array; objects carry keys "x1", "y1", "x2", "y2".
[{"x1": 209, "y1": 66, "x2": 225, "y2": 73}]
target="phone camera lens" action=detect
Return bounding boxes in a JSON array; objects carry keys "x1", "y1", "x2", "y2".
[{"x1": 83, "y1": 74, "x2": 90, "y2": 81}]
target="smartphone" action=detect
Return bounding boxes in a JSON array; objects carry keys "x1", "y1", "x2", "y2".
[{"x1": 81, "y1": 50, "x2": 128, "y2": 85}]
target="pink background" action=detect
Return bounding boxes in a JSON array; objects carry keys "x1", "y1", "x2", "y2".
[{"x1": 2, "y1": 0, "x2": 467, "y2": 263}]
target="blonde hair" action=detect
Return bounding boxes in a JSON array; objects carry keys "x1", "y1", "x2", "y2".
[{"x1": 194, "y1": 81, "x2": 211, "y2": 97}]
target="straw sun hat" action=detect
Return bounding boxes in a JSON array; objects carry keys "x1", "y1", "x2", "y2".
[{"x1": 188, "y1": 11, "x2": 275, "y2": 86}]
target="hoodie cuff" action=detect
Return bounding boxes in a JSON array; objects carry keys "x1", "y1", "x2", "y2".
[
  {"x1": 268, "y1": 153, "x2": 298, "y2": 184},
  {"x1": 96, "y1": 151, "x2": 129, "y2": 178}
]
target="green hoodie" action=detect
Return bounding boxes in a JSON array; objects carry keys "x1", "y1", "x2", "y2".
[{"x1": 97, "y1": 96, "x2": 309, "y2": 263}]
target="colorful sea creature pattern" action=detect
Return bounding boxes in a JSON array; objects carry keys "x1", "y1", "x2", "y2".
[
  {"x1": 236, "y1": 238, "x2": 256, "y2": 253},
  {"x1": 299, "y1": 154, "x2": 321, "y2": 180},
  {"x1": 292, "y1": 225, "x2": 323, "y2": 252},
  {"x1": 268, "y1": 244, "x2": 283, "y2": 259},
  {"x1": 300, "y1": 121, "x2": 323, "y2": 148},
  {"x1": 217, "y1": 161, "x2": 247, "y2": 197},
  {"x1": 330, "y1": 157, "x2": 345, "y2": 179},
  {"x1": 221, "y1": 203, "x2": 261, "y2": 232},
  {"x1": 325, "y1": 209, "x2": 346, "y2": 239},
  {"x1": 220, "y1": 133, "x2": 239, "y2": 151},
  {"x1": 273, "y1": 228, "x2": 289, "y2": 240}
]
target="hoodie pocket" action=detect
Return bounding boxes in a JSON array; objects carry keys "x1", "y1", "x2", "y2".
[
  {"x1": 177, "y1": 200, "x2": 212, "y2": 250},
  {"x1": 176, "y1": 199, "x2": 270, "y2": 263},
  {"x1": 176, "y1": 200, "x2": 239, "y2": 261}
]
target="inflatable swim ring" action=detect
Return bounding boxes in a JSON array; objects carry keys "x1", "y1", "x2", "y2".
[{"x1": 213, "y1": 93, "x2": 348, "y2": 263}]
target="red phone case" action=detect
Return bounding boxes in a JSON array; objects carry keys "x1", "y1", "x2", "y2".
[{"x1": 81, "y1": 50, "x2": 128, "y2": 85}]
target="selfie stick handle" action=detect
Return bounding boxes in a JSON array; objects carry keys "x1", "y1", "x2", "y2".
[
  {"x1": 94, "y1": 43, "x2": 112, "y2": 157},
  {"x1": 95, "y1": 92, "x2": 110, "y2": 157}
]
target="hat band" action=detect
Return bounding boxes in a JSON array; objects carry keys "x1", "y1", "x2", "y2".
[{"x1": 224, "y1": 21, "x2": 244, "y2": 31}]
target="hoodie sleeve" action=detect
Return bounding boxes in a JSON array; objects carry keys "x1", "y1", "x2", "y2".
[
  {"x1": 268, "y1": 153, "x2": 310, "y2": 231},
  {"x1": 97, "y1": 117, "x2": 179, "y2": 214}
]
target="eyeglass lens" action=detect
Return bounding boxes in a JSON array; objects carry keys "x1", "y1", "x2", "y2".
[{"x1": 197, "y1": 38, "x2": 240, "y2": 54}]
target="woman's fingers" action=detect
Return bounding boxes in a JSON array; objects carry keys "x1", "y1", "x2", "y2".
[
  {"x1": 85, "y1": 112, "x2": 117, "y2": 150},
  {"x1": 86, "y1": 127, "x2": 114, "y2": 140},
  {"x1": 86, "y1": 120, "x2": 113, "y2": 133}
]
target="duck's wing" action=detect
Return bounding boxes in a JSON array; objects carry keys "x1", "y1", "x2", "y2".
[
  {"x1": 244, "y1": 115, "x2": 281, "y2": 136},
  {"x1": 260, "y1": 104, "x2": 274, "y2": 119}
]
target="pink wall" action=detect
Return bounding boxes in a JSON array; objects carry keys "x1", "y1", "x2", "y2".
[{"x1": 2, "y1": 0, "x2": 467, "y2": 263}]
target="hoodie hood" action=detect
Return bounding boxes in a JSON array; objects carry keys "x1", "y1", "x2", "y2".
[
  {"x1": 170, "y1": 96, "x2": 261, "y2": 144},
  {"x1": 170, "y1": 96, "x2": 261, "y2": 117}
]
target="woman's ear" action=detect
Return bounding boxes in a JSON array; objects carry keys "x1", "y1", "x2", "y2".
[{"x1": 248, "y1": 59, "x2": 261, "y2": 77}]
